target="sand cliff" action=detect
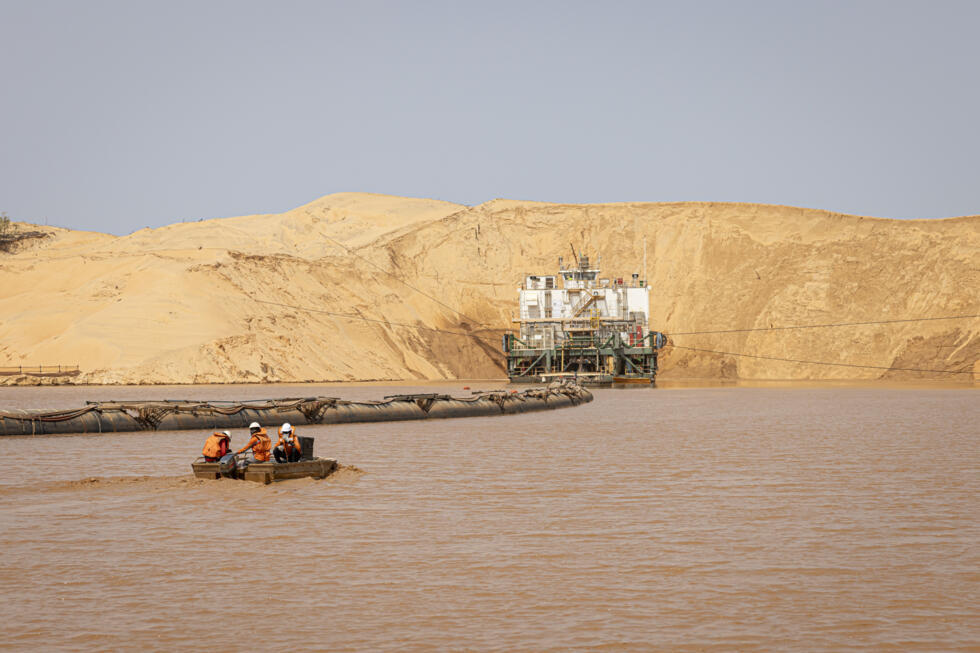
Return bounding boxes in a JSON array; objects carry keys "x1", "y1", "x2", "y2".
[{"x1": 1, "y1": 193, "x2": 977, "y2": 384}]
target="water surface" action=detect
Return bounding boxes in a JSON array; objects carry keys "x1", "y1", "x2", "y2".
[{"x1": 0, "y1": 384, "x2": 976, "y2": 651}]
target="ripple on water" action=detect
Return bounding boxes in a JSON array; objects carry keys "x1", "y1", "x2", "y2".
[{"x1": 0, "y1": 385, "x2": 977, "y2": 651}]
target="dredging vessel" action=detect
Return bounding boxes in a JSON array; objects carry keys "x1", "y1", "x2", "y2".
[{"x1": 502, "y1": 252, "x2": 664, "y2": 386}]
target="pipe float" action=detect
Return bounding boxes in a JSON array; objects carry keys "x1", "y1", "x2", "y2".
[{"x1": 0, "y1": 383, "x2": 593, "y2": 436}]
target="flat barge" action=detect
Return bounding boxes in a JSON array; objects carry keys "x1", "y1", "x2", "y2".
[{"x1": 192, "y1": 458, "x2": 338, "y2": 484}]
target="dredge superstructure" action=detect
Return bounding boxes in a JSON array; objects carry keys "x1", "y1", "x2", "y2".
[{"x1": 502, "y1": 252, "x2": 663, "y2": 386}]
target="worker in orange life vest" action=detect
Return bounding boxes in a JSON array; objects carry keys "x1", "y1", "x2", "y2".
[
  {"x1": 202, "y1": 430, "x2": 231, "y2": 462},
  {"x1": 273, "y1": 422, "x2": 302, "y2": 463},
  {"x1": 237, "y1": 422, "x2": 272, "y2": 462}
]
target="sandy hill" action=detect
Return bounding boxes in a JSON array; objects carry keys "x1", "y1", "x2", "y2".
[{"x1": 1, "y1": 194, "x2": 977, "y2": 385}]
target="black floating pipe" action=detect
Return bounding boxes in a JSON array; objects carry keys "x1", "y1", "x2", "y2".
[{"x1": 0, "y1": 384, "x2": 593, "y2": 436}]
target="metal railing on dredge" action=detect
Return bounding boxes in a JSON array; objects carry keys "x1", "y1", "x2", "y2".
[{"x1": 503, "y1": 332, "x2": 665, "y2": 353}]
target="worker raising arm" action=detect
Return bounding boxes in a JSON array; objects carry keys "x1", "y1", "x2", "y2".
[{"x1": 237, "y1": 422, "x2": 272, "y2": 462}]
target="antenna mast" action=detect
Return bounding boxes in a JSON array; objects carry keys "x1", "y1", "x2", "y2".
[{"x1": 642, "y1": 237, "x2": 647, "y2": 282}]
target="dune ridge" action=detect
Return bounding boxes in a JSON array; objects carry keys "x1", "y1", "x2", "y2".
[{"x1": 1, "y1": 193, "x2": 977, "y2": 384}]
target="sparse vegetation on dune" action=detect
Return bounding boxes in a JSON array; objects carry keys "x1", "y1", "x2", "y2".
[{"x1": 0, "y1": 212, "x2": 52, "y2": 253}]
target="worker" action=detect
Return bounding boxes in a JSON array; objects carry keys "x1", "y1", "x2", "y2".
[
  {"x1": 273, "y1": 422, "x2": 302, "y2": 463},
  {"x1": 237, "y1": 422, "x2": 271, "y2": 462},
  {"x1": 202, "y1": 430, "x2": 232, "y2": 462}
]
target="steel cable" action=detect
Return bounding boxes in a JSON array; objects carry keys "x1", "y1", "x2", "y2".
[{"x1": 669, "y1": 344, "x2": 974, "y2": 374}]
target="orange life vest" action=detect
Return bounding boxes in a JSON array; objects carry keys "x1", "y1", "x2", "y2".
[
  {"x1": 249, "y1": 429, "x2": 272, "y2": 462},
  {"x1": 202, "y1": 432, "x2": 230, "y2": 459},
  {"x1": 277, "y1": 428, "x2": 301, "y2": 455}
]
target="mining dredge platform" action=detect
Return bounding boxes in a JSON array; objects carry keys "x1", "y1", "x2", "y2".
[{"x1": 502, "y1": 252, "x2": 663, "y2": 387}]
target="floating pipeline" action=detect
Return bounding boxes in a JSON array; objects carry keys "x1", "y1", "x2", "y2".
[{"x1": 0, "y1": 383, "x2": 593, "y2": 436}]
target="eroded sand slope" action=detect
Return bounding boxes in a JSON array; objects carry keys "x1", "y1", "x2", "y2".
[{"x1": 1, "y1": 193, "x2": 977, "y2": 384}]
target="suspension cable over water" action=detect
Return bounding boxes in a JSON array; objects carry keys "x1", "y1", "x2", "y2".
[
  {"x1": 669, "y1": 314, "x2": 980, "y2": 335},
  {"x1": 252, "y1": 295, "x2": 979, "y2": 375},
  {"x1": 668, "y1": 344, "x2": 975, "y2": 375},
  {"x1": 251, "y1": 297, "x2": 507, "y2": 357},
  {"x1": 665, "y1": 314, "x2": 979, "y2": 375}
]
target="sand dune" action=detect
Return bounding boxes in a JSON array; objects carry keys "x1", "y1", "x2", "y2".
[{"x1": 1, "y1": 193, "x2": 977, "y2": 384}]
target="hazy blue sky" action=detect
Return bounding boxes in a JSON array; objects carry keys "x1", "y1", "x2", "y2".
[{"x1": 2, "y1": 0, "x2": 978, "y2": 234}]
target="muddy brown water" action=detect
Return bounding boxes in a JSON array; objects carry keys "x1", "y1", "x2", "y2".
[{"x1": 0, "y1": 382, "x2": 977, "y2": 651}]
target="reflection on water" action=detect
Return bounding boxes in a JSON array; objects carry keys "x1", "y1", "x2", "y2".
[{"x1": 0, "y1": 383, "x2": 977, "y2": 651}]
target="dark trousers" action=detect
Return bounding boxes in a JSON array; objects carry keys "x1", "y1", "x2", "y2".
[{"x1": 273, "y1": 447, "x2": 301, "y2": 463}]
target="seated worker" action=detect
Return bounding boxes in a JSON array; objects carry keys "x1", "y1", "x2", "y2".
[
  {"x1": 237, "y1": 422, "x2": 271, "y2": 462},
  {"x1": 273, "y1": 422, "x2": 302, "y2": 463},
  {"x1": 202, "y1": 430, "x2": 231, "y2": 462}
]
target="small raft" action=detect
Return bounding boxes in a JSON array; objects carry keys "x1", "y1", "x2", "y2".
[
  {"x1": 192, "y1": 457, "x2": 337, "y2": 485},
  {"x1": 192, "y1": 435, "x2": 338, "y2": 484}
]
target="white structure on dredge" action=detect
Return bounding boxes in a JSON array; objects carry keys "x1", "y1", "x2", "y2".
[{"x1": 502, "y1": 253, "x2": 663, "y2": 385}]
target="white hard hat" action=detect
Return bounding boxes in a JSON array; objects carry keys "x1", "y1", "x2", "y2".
[
  {"x1": 221, "y1": 430, "x2": 231, "y2": 437},
  {"x1": 249, "y1": 422, "x2": 260, "y2": 429},
  {"x1": 281, "y1": 422, "x2": 292, "y2": 433}
]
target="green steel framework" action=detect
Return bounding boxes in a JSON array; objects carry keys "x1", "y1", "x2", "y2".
[{"x1": 503, "y1": 330, "x2": 663, "y2": 385}]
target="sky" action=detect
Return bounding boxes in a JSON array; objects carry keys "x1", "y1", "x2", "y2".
[{"x1": 1, "y1": 0, "x2": 978, "y2": 234}]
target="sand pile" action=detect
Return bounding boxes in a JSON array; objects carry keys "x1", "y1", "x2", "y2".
[{"x1": 1, "y1": 193, "x2": 977, "y2": 384}]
